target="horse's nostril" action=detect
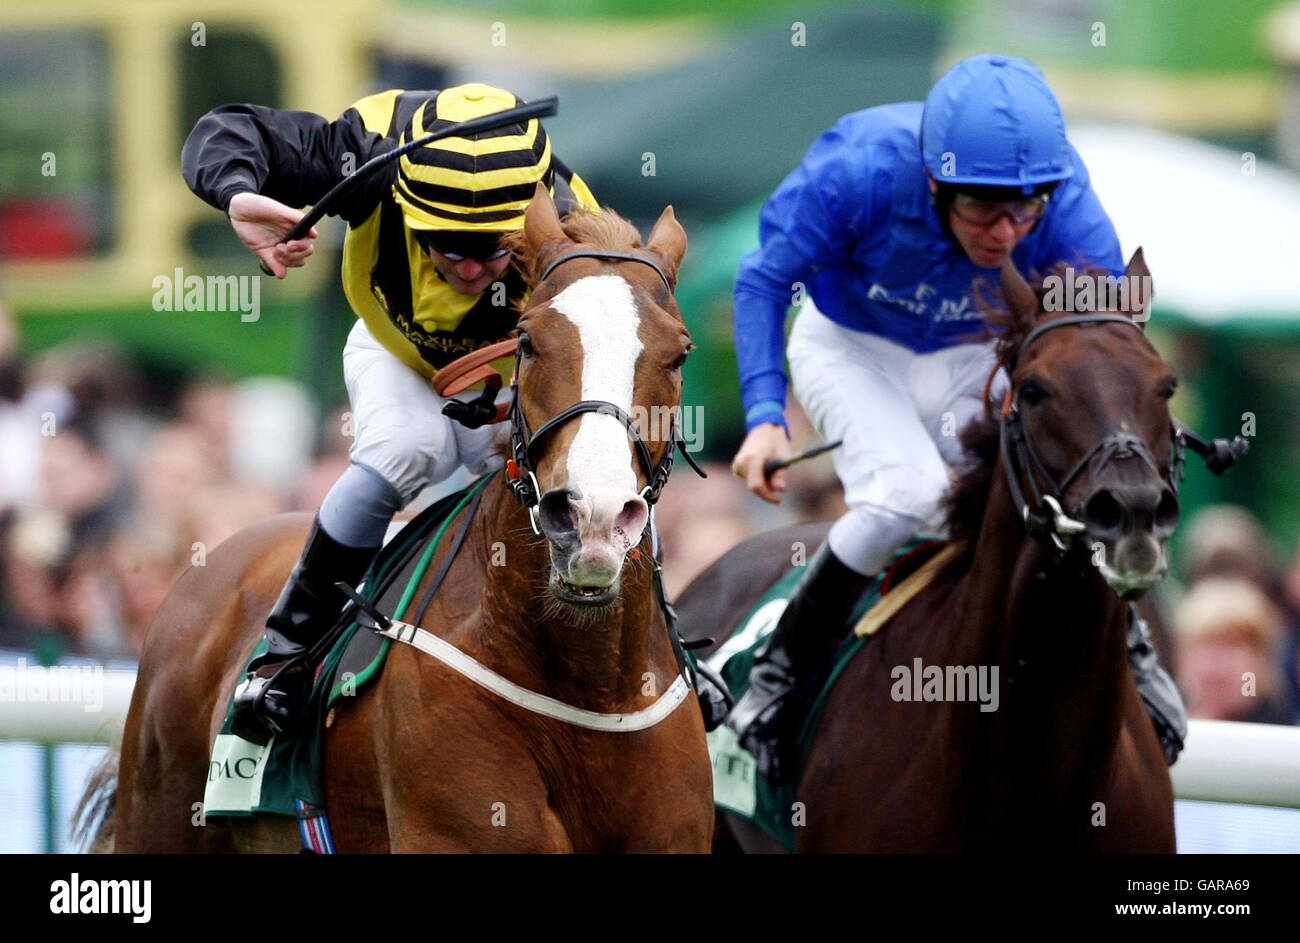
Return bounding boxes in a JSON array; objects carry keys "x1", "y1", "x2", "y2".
[
  {"x1": 1084, "y1": 489, "x2": 1124, "y2": 533},
  {"x1": 538, "y1": 488, "x2": 580, "y2": 536},
  {"x1": 615, "y1": 496, "x2": 649, "y2": 540}
]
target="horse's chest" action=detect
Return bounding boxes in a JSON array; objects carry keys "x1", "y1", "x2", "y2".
[{"x1": 541, "y1": 733, "x2": 711, "y2": 852}]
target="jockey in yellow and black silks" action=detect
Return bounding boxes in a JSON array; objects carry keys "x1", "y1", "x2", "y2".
[{"x1": 183, "y1": 83, "x2": 599, "y2": 744}]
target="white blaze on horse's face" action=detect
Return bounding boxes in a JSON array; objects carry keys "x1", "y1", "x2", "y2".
[{"x1": 545, "y1": 274, "x2": 651, "y2": 593}]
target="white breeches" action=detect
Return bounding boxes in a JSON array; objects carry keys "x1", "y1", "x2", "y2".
[
  {"x1": 787, "y1": 299, "x2": 1009, "y2": 575},
  {"x1": 342, "y1": 319, "x2": 508, "y2": 504}
]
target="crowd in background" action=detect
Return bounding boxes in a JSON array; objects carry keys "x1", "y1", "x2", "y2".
[
  {"x1": 0, "y1": 304, "x2": 350, "y2": 659},
  {"x1": 1, "y1": 301, "x2": 1297, "y2": 727}
]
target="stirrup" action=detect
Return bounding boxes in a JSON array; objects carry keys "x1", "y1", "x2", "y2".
[
  {"x1": 231, "y1": 654, "x2": 312, "y2": 745},
  {"x1": 734, "y1": 676, "x2": 821, "y2": 787}
]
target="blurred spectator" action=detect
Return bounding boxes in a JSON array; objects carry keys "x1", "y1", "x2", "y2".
[
  {"x1": 106, "y1": 521, "x2": 188, "y2": 655},
  {"x1": 185, "y1": 480, "x2": 282, "y2": 552},
  {"x1": 1182, "y1": 504, "x2": 1279, "y2": 592},
  {"x1": 294, "y1": 404, "x2": 353, "y2": 512},
  {"x1": 25, "y1": 336, "x2": 142, "y2": 420},
  {"x1": 655, "y1": 460, "x2": 757, "y2": 598},
  {"x1": 133, "y1": 422, "x2": 223, "y2": 532},
  {"x1": 1173, "y1": 577, "x2": 1296, "y2": 725},
  {"x1": 1180, "y1": 503, "x2": 1300, "y2": 719},
  {"x1": 0, "y1": 305, "x2": 76, "y2": 514},
  {"x1": 39, "y1": 417, "x2": 128, "y2": 549},
  {"x1": 178, "y1": 376, "x2": 234, "y2": 473},
  {"x1": 51, "y1": 545, "x2": 126, "y2": 657},
  {"x1": 0, "y1": 508, "x2": 69, "y2": 647}
]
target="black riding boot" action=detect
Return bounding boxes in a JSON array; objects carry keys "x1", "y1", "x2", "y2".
[
  {"x1": 728, "y1": 542, "x2": 872, "y2": 785},
  {"x1": 1128, "y1": 603, "x2": 1188, "y2": 766},
  {"x1": 231, "y1": 516, "x2": 378, "y2": 745}
]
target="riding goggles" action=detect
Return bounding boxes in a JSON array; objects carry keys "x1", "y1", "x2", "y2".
[
  {"x1": 950, "y1": 191, "x2": 1050, "y2": 227},
  {"x1": 413, "y1": 229, "x2": 509, "y2": 263}
]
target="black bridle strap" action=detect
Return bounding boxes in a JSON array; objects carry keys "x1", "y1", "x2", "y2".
[
  {"x1": 539, "y1": 249, "x2": 672, "y2": 293},
  {"x1": 526, "y1": 400, "x2": 657, "y2": 483},
  {"x1": 513, "y1": 395, "x2": 703, "y2": 504},
  {"x1": 1000, "y1": 312, "x2": 1183, "y2": 543},
  {"x1": 1012, "y1": 313, "x2": 1146, "y2": 369},
  {"x1": 503, "y1": 247, "x2": 704, "y2": 510}
]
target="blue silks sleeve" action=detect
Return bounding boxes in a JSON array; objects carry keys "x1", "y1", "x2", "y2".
[{"x1": 732, "y1": 126, "x2": 866, "y2": 431}]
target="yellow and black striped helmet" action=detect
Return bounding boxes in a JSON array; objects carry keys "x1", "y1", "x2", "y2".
[{"x1": 392, "y1": 83, "x2": 553, "y2": 233}]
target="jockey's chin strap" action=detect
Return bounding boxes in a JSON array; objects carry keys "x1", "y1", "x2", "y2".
[{"x1": 996, "y1": 313, "x2": 1248, "y2": 553}]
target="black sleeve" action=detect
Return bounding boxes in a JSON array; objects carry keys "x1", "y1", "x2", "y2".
[{"x1": 181, "y1": 103, "x2": 394, "y2": 226}]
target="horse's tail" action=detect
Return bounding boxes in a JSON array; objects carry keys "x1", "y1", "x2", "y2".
[{"x1": 71, "y1": 742, "x2": 120, "y2": 854}]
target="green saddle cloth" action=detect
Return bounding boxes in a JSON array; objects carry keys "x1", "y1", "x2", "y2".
[
  {"x1": 706, "y1": 535, "x2": 943, "y2": 850},
  {"x1": 202, "y1": 473, "x2": 493, "y2": 819}
]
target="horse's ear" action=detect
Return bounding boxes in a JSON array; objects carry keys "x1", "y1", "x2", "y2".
[
  {"x1": 1123, "y1": 247, "x2": 1153, "y2": 327},
  {"x1": 523, "y1": 182, "x2": 568, "y2": 254},
  {"x1": 646, "y1": 205, "x2": 687, "y2": 287},
  {"x1": 1000, "y1": 256, "x2": 1039, "y2": 336}
]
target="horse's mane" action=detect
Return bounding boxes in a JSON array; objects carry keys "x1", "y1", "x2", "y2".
[{"x1": 502, "y1": 206, "x2": 643, "y2": 286}]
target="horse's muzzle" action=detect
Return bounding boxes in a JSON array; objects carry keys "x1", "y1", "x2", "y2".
[
  {"x1": 538, "y1": 485, "x2": 648, "y2": 606},
  {"x1": 1080, "y1": 478, "x2": 1180, "y2": 598}
]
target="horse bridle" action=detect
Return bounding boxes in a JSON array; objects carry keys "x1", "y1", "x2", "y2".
[
  {"x1": 999, "y1": 313, "x2": 1246, "y2": 552},
  {"x1": 501, "y1": 249, "x2": 706, "y2": 534}
]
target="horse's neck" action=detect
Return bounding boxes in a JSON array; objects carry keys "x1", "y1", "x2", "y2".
[
  {"x1": 474, "y1": 479, "x2": 672, "y2": 710},
  {"x1": 954, "y1": 464, "x2": 1133, "y2": 795}
]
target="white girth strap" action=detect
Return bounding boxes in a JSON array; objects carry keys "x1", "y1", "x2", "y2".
[{"x1": 373, "y1": 618, "x2": 692, "y2": 732}]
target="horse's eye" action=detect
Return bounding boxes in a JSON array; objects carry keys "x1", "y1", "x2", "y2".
[
  {"x1": 518, "y1": 332, "x2": 535, "y2": 357},
  {"x1": 670, "y1": 350, "x2": 689, "y2": 371},
  {"x1": 1019, "y1": 379, "x2": 1049, "y2": 405},
  {"x1": 1158, "y1": 378, "x2": 1178, "y2": 400}
]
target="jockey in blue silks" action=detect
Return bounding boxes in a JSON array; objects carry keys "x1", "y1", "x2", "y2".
[{"x1": 727, "y1": 54, "x2": 1187, "y2": 784}]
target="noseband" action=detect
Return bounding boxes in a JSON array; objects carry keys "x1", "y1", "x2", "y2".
[
  {"x1": 502, "y1": 249, "x2": 706, "y2": 533},
  {"x1": 1000, "y1": 314, "x2": 1198, "y2": 552}
]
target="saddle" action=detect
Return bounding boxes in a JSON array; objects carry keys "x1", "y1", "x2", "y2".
[
  {"x1": 201, "y1": 476, "x2": 492, "y2": 847},
  {"x1": 706, "y1": 535, "x2": 954, "y2": 850}
]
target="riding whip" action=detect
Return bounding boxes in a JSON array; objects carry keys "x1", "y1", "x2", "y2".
[
  {"x1": 257, "y1": 96, "x2": 560, "y2": 275},
  {"x1": 763, "y1": 439, "x2": 843, "y2": 479}
]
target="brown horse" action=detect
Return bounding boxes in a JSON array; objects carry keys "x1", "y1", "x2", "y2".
[
  {"x1": 85, "y1": 189, "x2": 714, "y2": 852},
  {"x1": 680, "y1": 251, "x2": 1181, "y2": 852}
]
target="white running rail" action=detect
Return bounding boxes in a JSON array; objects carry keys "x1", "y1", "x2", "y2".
[{"x1": 1, "y1": 670, "x2": 1298, "y2": 809}]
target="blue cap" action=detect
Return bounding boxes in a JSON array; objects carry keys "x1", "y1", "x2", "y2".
[{"x1": 922, "y1": 54, "x2": 1073, "y2": 193}]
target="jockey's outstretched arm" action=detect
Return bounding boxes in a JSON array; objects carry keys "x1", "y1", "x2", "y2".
[{"x1": 182, "y1": 101, "x2": 391, "y2": 276}]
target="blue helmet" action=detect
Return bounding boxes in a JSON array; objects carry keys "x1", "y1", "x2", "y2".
[{"x1": 921, "y1": 54, "x2": 1073, "y2": 193}]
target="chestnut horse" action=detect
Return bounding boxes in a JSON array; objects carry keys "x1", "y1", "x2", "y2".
[
  {"x1": 680, "y1": 252, "x2": 1183, "y2": 852},
  {"x1": 87, "y1": 189, "x2": 714, "y2": 852}
]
